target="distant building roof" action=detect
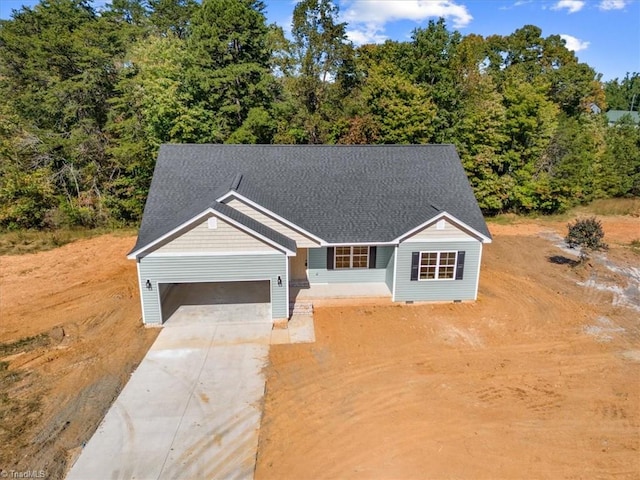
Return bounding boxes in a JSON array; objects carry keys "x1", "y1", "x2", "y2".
[{"x1": 606, "y1": 110, "x2": 640, "y2": 124}]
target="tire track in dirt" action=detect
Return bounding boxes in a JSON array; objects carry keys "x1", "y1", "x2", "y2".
[{"x1": 257, "y1": 231, "x2": 640, "y2": 479}]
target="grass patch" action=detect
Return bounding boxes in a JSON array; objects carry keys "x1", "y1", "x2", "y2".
[
  {"x1": 0, "y1": 227, "x2": 137, "y2": 256},
  {"x1": 0, "y1": 334, "x2": 51, "y2": 357},
  {"x1": 486, "y1": 198, "x2": 640, "y2": 225},
  {"x1": 486, "y1": 213, "x2": 520, "y2": 225},
  {"x1": 630, "y1": 239, "x2": 640, "y2": 255},
  {"x1": 574, "y1": 198, "x2": 640, "y2": 217}
]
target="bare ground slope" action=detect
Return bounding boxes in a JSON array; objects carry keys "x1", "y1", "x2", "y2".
[
  {"x1": 0, "y1": 235, "x2": 157, "y2": 479},
  {"x1": 256, "y1": 221, "x2": 640, "y2": 479}
]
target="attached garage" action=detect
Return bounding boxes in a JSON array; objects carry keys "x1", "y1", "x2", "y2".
[
  {"x1": 130, "y1": 205, "x2": 296, "y2": 325},
  {"x1": 159, "y1": 280, "x2": 271, "y2": 323},
  {"x1": 137, "y1": 252, "x2": 289, "y2": 325}
]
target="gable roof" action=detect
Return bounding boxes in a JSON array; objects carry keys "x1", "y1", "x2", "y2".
[
  {"x1": 129, "y1": 144, "x2": 491, "y2": 255},
  {"x1": 211, "y1": 201, "x2": 297, "y2": 253},
  {"x1": 606, "y1": 110, "x2": 640, "y2": 124}
]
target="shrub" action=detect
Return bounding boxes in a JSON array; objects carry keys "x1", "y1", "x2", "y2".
[{"x1": 565, "y1": 217, "x2": 608, "y2": 261}]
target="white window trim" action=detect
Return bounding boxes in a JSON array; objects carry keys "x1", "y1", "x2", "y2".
[
  {"x1": 418, "y1": 251, "x2": 457, "y2": 281},
  {"x1": 335, "y1": 246, "x2": 370, "y2": 269}
]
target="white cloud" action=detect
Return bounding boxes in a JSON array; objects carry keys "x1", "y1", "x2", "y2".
[
  {"x1": 560, "y1": 34, "x2": 590, "y2": 52},
  {"x1": 347, "y1": 23, "x2": 389, "y2": 44},
  {"x1": 341, "y1": 0, "x2": 472, "y2": 45},
  {"x1": 551, "y1": 0, "x2": 585, "y2": 13},
  {"x1": 599, "y1": 0, "x2": 628, "y2": 10},
  {"x1": 499, "y1": 1, "x2": 532, "y2": 11}
]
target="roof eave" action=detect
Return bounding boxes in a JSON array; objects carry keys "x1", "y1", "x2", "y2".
[
  {"x1": 393, "y1": 211, "x2": 492, "y2": 244},
  {"x1": 127, "y1": 207, "x2": 296, "y2": 260},
  {"x1": 217, "y1": 190, "x2": 326, "y2": 244}
]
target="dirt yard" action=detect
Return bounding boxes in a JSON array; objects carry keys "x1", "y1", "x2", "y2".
[
  {"x1": 256, "y1": 217, "x2": 640, "y2": 479},
  {"x1": 0, "y1": 235, "x2": 158, "y2": 479},
  {"x1": 0, "y1": 215, "x2": 638, "y2": 479}
]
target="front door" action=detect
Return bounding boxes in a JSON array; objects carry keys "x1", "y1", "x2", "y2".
[{"x1": 290, "y1": 248, "x2": 308, "y2": 282}]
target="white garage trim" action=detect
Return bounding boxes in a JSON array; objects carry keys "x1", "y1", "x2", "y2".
[{"x1": 136, "y1": 261, "x2": 147, "y2": 324}]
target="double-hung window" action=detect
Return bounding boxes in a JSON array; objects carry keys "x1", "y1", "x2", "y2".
[
  {"x1": 419, "y1": 251, "x2": 457, "y2": 280},
  {"x1": 335, "y1": 246, "x2": 369, "y2": 269}
]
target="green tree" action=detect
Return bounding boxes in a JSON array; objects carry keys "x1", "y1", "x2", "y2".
[
  {"x1": 0, "y1": 0, "x2": 134, "y2": 226},
  {"x1": 604, "y1": 73, "x2": 640, "y2": 111},
  {"x1": 454, "y1": 72, "x2": 510, "y2": 211},
  {"x1": 148, "y1": 0, "x2": 196, "y2": 38},
  {"x1": 351, "y1": 63, "x2": 436, "y2": 144},
  {"x1": 596, "y1": 116, "x2": 640, "y2": 197},
  {"x1": 538, "y1": 114, "x2": 605, "y2": 211},
  {"x1": 184, "y1": 0, "x2": 276, "y2": 142},
  {"x1": 290, "y1": 0, "x2": 352, "y2": 112},
  {"x1": 500, "y1": 72, "x2": 559, "y2": 212},
  {"x1": 485, "y1": 26, "x2": 605, "y2": 116},
  {"x1": 408, "y1": 19, "x2": 462, "y2": 142},
  {"x1": 272, "y1": 0, "x2": 355, "y2": 143},
  {"x1": 105, "y1": 33, "x2": 189, "y2": 221},
  {"x1": 0, "y1": 105, "x2": 56, "y2": 228}
]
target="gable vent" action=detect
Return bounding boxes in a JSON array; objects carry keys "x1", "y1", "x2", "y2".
[{"x1": 207, "y1": 217, "x2": 218, "y2": 230}]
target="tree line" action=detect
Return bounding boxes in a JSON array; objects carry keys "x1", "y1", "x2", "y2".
[{"x1": 0, "y1": 0, "x2": 638, "y2": 229}]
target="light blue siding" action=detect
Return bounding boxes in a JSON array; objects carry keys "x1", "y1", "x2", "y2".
[
  {"x1": 376, "y1": 246, "x2": 393, "y2": 268},
  {"x1": 394, "y1": 241, "x2": 481, "y2": 302},
  {"x1": 385, "y1": 248, "x2": 395, "y2": 293},
  {"x1": 308, "y1": 246, "x2": 394, "y2": 284},
  {"x1": 138, "y1": 254, "x2": 288, "y2": 323}
]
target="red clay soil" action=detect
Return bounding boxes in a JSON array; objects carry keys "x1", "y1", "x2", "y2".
[
  {"x1": 256, "y1": 221, "x2": 640, "y2": 479},
  {"x1": 0, "y1": 218, "x2": 638, "y2": 480},
  {"x1": 0, "y1": 235, "x2": 157, "y2": 480}
]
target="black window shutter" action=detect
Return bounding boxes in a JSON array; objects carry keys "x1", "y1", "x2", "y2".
[
  {"x1": 369, "y1": 246, "x2": 377, "y2": 269},
  {"x1": 455, "y1": 251, "x2": 466, "y2": 280},
  {"x1": 410, "y1": 252, "x2": 420, "y2": 281},
  {"x1": 327, "y1": 247, "x2": 334, "y2": 270}
]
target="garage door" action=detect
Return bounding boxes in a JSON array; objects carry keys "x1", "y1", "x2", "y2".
[{"x1": 159, "y1": 280, "x2": 271, "y2": 324}]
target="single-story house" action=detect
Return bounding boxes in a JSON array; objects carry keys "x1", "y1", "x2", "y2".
[{"x1": 127, "y1": 145, "x2": 492, "y2": 325}]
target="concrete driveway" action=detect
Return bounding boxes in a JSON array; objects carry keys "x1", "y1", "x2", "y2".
[{"x1": 67, "y1": 315, "x2": 272, "y2": 479}]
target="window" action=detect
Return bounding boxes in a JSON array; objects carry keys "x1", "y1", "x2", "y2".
[
  {"x1": 419, "y1": 251, "x2": 457, "y2": 280},
  {"x1": 335, "y1": 246, "x2": 369, "y2": 269},
  {"x1": 335, "y1": 246, "x2": 351, "y2": 269}
]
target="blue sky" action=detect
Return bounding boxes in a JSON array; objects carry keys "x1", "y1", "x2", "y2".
[{"x1": 1, "y1": 0, "x2": 638, "y2": 81}]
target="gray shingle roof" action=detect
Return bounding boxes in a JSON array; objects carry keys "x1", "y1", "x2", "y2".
[{"x1": 130, "y1": 144, "x2": 491, "y2": 255}]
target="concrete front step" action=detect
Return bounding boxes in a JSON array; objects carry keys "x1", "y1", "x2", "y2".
[{"x1": 289, "y1": 301, "x2": 314, "y2": 316}]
